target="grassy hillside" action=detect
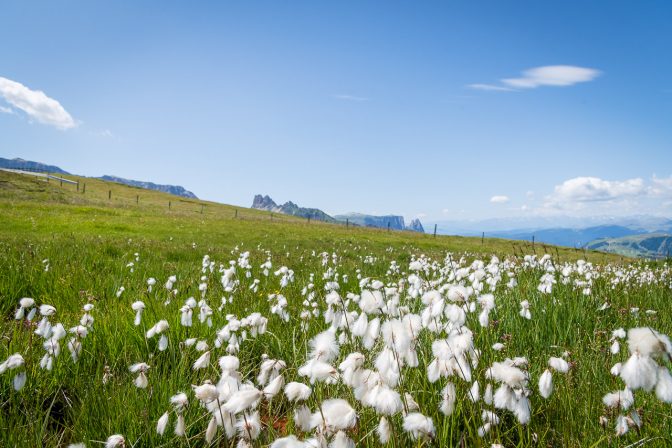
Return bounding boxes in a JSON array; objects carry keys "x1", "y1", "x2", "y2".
[
  {"x1": 1, "y1": 170, "x2": 671, "y2": 448},
  {"x1": 587, "y1": 233, "x2": 672, "y2": 259},
  {"x1": 0, "y1": 170, "x2": 622, "y2": 263}
]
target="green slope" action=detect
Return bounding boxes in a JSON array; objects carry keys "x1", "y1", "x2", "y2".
[
  {"x1": 587, "y1": 233, "x2": 672, "y2": 259},
  {"x1": 0, "y1": 170, "x2": 621, "y2": 263}
]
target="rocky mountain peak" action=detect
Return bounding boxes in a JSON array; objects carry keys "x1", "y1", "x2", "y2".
[
  {"x1": 407, "y1": 218, "x2": 425, "y2": 233},
  {"x1": 252, "y1": 194, "x2": 278, "y2": 211}
]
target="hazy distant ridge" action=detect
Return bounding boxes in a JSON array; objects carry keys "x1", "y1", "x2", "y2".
[
  {"x1": 0, "y1": 157, "x2": 70, "y2": 174},
  {"x1": 100, "y1": 175, "x2": 198, "y2": 199}
]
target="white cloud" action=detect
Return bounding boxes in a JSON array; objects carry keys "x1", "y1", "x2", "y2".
[
  {"x1": 490, "y1": 195, "x2": 510, "y2": 204},
  {"x1": 0, "y1": 105, "x2": 14, "y2": 114},
  {"x1": 651, "y1": 175, "x2": 672, "y2": 196},
  {"x1": 332, "y1": 94, "x2": 369, "y2": 102},
  {"x1": 0, "y1": 76, "x2": 78, "y2": 129},
  {"x1": 550, "y1": 176, "x2": 645, "y2": 203},
  {"x1": 467, "y1": 83, "x2": 514, "y2": 92},
  {"x1": 469, "y1": 65, "x2": 600, "y2": 92},
  {"x1": 503, "y1": 65, "x2": 600, "y2": 89}
]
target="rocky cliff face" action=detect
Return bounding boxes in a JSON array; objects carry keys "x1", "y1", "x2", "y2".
[
  {"x1": 252, "y1": 194, "x2": 280, "y2": 211},
  {"x1": 251, "y1": 194, "x2": 336, "y2": 222},
  {"x1": 100, "y1": 175, "x2": 198, "y2": 199},
  {"x1": 407, "y1": 218, "x2": 425, "y2": 233}
]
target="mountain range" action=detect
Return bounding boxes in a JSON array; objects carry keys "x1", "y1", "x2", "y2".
[
  {"x1": 4, "y1": 157, "x2": 670, "y2": 257},
  {"x1": 251, "y1": 195, "x2": 425, "y2": 233},
  {"x1": 0, "y1": 157, "x2": 70, "y2": 174},
  {"x1": 460, "y1": 222, "x2": 671, "y2": 259},
  {"x1": 0, "y1": 157, "x2": 198, "y2": 199},
  {"x1": 99, "y1": 175, "x2": 197, "y2": 199},
  {"x1": 251, "y1": 195, "x2": 336, "y2": 222},
  {"x1": 586, "y1": 233, "x2": 672, "y2": 259}
]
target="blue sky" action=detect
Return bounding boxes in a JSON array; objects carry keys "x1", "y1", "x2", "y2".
[{"x1": 1, "y1": 1, "x2": 671, "y2": 224}]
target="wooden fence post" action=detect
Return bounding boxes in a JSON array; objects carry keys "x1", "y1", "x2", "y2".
[
  {"x1": 235, "y1": 209, "x2": 238, "y2": 218},
  {"x1": 82, "y1": 183, "x2": 86, "y2": 194},
  {"x1": 433, "y1": 224, "x2": 437, "y2": 238},
  {"x1": 346, "y1": 219, "x2": 349, "y2": 228},
  {"x1": 108, "y1": 190, "x2": 111, "y2": 200},
  {"x1": 481, "y1": 232, "x2": 484, "y2": 245},
  {"x1": 169, "y1": 201, "x2": 171, "y2": 210},
  {"x1": 136, "y1": 195, "x2": 139, "y2": 204}
]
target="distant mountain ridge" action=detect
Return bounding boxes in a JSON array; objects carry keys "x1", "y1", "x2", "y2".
[
  {"x1": 100, "y1": 175, "x2": 198, "y2": 199},
  {"x1": 489, "y1": 225, "x2": 649, "y2": 248},
  {"x1": 0, "y1": 157, "x2": 70, "y2": 174},
  {"x1": 251, "y1": 195, "x2": 425, "y2": 232},
  {"x1": 251, "y1": 195, "x2": 337, "y2": 222},
  {"x1": 586, "y1": 233, "x2": 672, "y2": 259}
]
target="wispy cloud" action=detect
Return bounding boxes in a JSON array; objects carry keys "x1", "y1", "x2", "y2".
[
  {"x1": 332, "y1": 94, "x2": 369, "y2": 102},
  {"x1": 0, "y1": 105, "x2": 14, "y2": 114},
  {"x1": 490, "y1": 195, "x2": 510, "y2": 204},
  {"x1": 468, "y1": 83, "x2": 514, "y2": 92},
  {"x1": 468, "y1": 65, "x2": 601, "y2": 92},
  {"x1": 0, "y1": 76, "x2": 78, "y2": 129},
  {"x1": 91, "y1": 128, "x2": 115, "y2": 138}
]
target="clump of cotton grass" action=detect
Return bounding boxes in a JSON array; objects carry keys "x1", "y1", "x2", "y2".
[
  {"x1": 610, "y1": 328, "x2": 626, "y2": 355},
  {"x1": 80, "y1": 303, "x2": 95, "y2": 327},
  {"x1": 268, "y1": 293, "x2": 290, "y2": 322},
  {"x1": 310, "y1": 398, "x2": 357, "y2": 435},
  {"x1": 486, "y1": 357, "x2": 532, "y2": 424},
  {"x1": 519, "y1": 300, "x2": 531, "y2": 320},
  {"x1": 14, "y1": 297, "x2": 36, "y2": 321},
  {"x1": 35, "y1": 304, "x2": 56, "y2": 339},
  {"x1": 600, "y1": 327, "x2": 672, "y2": 436},
  {"x1": 67, "y1": 325, "x2": 89, "y2": 363},
  {"x1": 439, "y1": 382, "x2": 456, "y2": 415},
  {"x1": 131, "y1": 301, "x2": 145, "y2": 326},
  {"x1": 147, "y1": 277, "x2": 156, "y2": 292},
  {"x1": 40, "y1": 322, "x2": 66, "y2": 371},
  {"x1": 539, "y1": 356, "x2": 571, "y2": 399},
  {"x1": 257, "y1": 355, "x2": 287, "y2": 386},
  {"x1": 180, "y1": 297, "x2": 197, "y2": 327},
  {"x1": 284, "y1": 382, "x2": 312, "y2": 402},
  {"x1": 402, "y1": 412, "x2": 435, "y2": 441},
  {"x1": 620, "y1": 327, "x2": 671, "y2": 396},
  {"x1": 146, "y1": 320, "x2": 169, "y2": 351},
  {"x1": 165, "y1": 274, "x2": 177, "y2": 291},
  {"x1": 105, "y1": 434, "x2": 125, "y2": 448},
  {"x1": 223, "y1": 387, "x2": 263, "y2": 414},
  {"x1": 129, "y1": 362, "x2": 150, "y2": 389},
  {"x1": 377, "y1": 416, "x2": 391, "y2": 444},
  {"x1": 427, "y1": 326, "x2": 477, "y2": 384},
  {"x1": 169, "y1": 392, "x2": 189, "y2": 436},
  {"x1": 193, "y1": 350, "x2": 211, "y2": 370},
  {"x1": 0, "y1": 353, "x2": 27, "y2": 391},
  {"x1": 269, "y1": 435, "x2": 310, "y2": 447},
  {"x1": 298, "y1": 329, "x2": 339, "y2": 384}
]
